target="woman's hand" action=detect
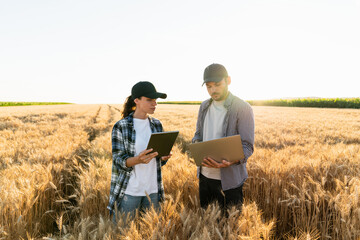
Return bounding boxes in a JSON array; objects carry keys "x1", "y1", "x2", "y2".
[
  {"x1": 126, "y1": 149, "x2": 158, "y2": 167},
  {"x1": 161, "y1": 153, "x2": 172, "y2": 161},
  {"x1": 137, "y1": 149, "x2": 159, "y2": 164}
]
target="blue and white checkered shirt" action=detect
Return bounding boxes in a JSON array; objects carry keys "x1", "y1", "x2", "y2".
[{"x1": 107, "y1": 112, "x2": 167, "y2": 213}]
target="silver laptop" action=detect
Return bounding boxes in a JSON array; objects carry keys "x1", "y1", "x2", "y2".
[{"x1": 188, "y1": 135, "x2": 244, "y2": 166}]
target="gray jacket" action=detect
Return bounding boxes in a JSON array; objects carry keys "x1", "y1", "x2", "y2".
[{"x1": 192, "y1": 92, "x2": 255, "y2": 190}]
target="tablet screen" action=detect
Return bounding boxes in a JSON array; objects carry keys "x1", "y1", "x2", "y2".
[{"x1": 146, "y1": 131, "x2": 179, "y2": 157}]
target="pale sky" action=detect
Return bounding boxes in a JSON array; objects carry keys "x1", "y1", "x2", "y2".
[{"x1": 1, "y1": 0, "x2": 359, "y2": 104}]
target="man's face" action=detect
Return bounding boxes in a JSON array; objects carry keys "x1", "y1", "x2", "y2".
[{"x1": 205, "y1": 78, "x2": 230, "y2": 101}]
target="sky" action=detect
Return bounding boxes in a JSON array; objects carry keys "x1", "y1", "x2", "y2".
[{"x1": 1, "y1": 0, "x2": 359, "y2": 104}]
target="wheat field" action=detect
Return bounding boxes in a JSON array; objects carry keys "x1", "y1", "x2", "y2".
[{"x1": 0, "y1": 104, "x2": 359, "y2": 239}]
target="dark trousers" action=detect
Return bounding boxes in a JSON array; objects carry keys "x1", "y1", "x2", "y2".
[{"x1": 199, "y1": 173, "x2": 243, "y2": 210}]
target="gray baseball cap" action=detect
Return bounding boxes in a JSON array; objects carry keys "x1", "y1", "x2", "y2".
[{"x1": 203, "y1": 63, "x2": 228, "y2": 85}]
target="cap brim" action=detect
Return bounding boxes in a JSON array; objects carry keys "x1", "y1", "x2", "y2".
[
  {"x1": 202, "y1": 77, "x2": 223, "y2": 86},
  {"x1": 144, "y1": 92, "x2": 167, "y2": 99}
]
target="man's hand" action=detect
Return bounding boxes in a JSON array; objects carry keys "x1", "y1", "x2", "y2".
[
  {"x1": 161, "y1": 153, "x2": 172, "y2": 161},
  {"x1": 202, "y1": 157, "x2": 238, "y2": 168}
]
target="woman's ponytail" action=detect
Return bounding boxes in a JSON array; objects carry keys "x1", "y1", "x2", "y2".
[{"x1": 122, "y1": 95, "x2": 136, "y2": 118}]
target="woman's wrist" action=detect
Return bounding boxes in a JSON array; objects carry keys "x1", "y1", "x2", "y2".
[
  {"x1": 133, "y1": 155, "x2": 140, "y2": 165},
  {"x1": 126, "y1": 156, "x2": 139, "y2": 167}
]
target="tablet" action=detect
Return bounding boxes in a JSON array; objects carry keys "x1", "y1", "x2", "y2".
[
  {"x1": 146, "y1": 131, "x2": 179, "y2": 157},
  {"x1": 188, "y1": 135, "x2": 244, "y2": 166}
]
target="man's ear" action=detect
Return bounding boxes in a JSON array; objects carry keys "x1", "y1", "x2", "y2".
[
  {"x1": 134, "y1": 98, "x2": 139, "y2": 104},
  {"x1": 226, "y1": 76, "x2": 231, "y2": 85}
]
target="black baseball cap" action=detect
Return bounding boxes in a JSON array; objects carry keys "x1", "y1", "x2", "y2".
[
  {"x1": 131, "y1": 81, "x2": 167, "y2": 99},
  {"x1": 203, "y1": 63, "x2": 228, "y2": 85}
]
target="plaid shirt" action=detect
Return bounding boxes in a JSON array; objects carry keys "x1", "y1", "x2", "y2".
[{"x1": 107, "y1": 112, "x2": 167, "y2": 213}]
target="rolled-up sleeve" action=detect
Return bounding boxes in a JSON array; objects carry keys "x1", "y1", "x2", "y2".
[
  {"x1": 237, "y1": 103, "x2": 255, "y2": 163},
  {"x1": 112, "y1": 124, "x2": 133, "y2": 172}
]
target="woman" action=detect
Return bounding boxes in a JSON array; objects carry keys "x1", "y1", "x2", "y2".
[{"x1": 107, "y1": 81, "x2": 171, "y2": 223}]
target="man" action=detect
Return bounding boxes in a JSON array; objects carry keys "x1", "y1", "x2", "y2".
[{"x1": 192, "y1": 63, "x2": 255, "y2": 210}]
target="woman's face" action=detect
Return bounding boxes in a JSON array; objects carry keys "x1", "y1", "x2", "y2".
[{"x1": 134, "y1": 96, "x2": 157, "y2": 114}]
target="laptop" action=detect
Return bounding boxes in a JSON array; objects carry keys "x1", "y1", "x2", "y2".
[
  {"x1": 188, "y1": 135, "x2": 244, "y2": 166},
  {"x1": 146, "y1": 131, "x2": 179, "y2": 157}
]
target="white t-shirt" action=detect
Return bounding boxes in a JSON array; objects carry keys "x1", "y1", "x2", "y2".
[
  {"x1": 201, "y1": 100, "x2": 227, "y2": 180},
  {"x1": 125, "y1": 118, "x2": 158, "y2": 196}
]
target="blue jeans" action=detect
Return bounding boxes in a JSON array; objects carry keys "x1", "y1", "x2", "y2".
[{"x1": 112, "y1": 193, "x2": 160, "y2": 224}]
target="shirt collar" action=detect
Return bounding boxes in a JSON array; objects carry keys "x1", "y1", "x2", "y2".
[{"x1": 126, "y1": 111, "x2": 156, "y2": 127}]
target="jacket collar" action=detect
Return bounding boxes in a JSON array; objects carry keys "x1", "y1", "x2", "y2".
[
  {"x1": 205, "y1": 91, "x2": 234, "y2": 110},
  {"x1": 224, "y1": 91, "x2": 234, "y2": 109}
]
